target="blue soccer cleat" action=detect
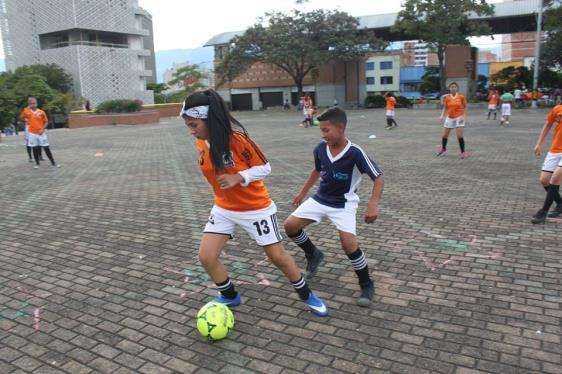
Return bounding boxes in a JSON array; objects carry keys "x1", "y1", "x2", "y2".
[
  {"x1": 212, "y1": 293, "x2": 241, "y2": 307},
  {"x1": 303, "y1": 292, "x2": 328, "y2": 316}
]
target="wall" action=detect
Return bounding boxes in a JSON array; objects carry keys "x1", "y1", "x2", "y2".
[
  {"x1": 365, "y1": 54, "x2": 400, "y2": 94},
  {"x1": 69, "y1": 110, "x2": 159, "y2": 129}
]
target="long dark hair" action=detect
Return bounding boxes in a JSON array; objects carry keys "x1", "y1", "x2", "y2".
[{"x1": 182, "y1": 89, "x2": 247, "y2": 171}]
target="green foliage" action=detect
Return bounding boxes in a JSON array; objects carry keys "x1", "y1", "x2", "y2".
[
  {"x1": 12, "y1": 64, "x2": 73, "y2": 93},
  {"x1": 491, "y1": 66, "x2": 532, "y2": 89},
  {"x1": 167, "y1": 64, "x2": 207, "y2": 93},
  {"x1": 95, "y1": 99, "x2": 142, "y2": 114},
  {"x1": 419, "y1": 67, "x2": 440, "y2": 94},
  {"x1": 477, "y1": 74, "x2": 488, "y2": 92},
  {"x1": 147, "y1": 82, "x2": 169, "y2": 94},
  {"x1": 216, "y1": 9, "x2": 384, "y2": 96},
  {"x1": 11, "y1": 74, "x2": 55, "y2": 107},
  {"x1": 43, "y1": 93, "x2": 84, "y2": 114},
  {"x1": 541, "y1": 5, "x2": 562, "y2": 70},
  {"x1": 393, "y1": 0, "x2": 495, "y2": 92},
  {"x1": 396, "y1": 95, "x2": 412, "y2": 108},
  {"x1": 364, "y1": 95, "x2": 386, "y2": 108}
]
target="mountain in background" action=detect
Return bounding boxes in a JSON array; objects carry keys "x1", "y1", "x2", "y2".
[{"x1": 155, "y1": 47, "x2": 214, "y2": 83}]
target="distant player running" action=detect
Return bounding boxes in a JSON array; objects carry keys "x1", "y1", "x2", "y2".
[
  {"x1": 19, "y1": 97, "x2": 59, "y2": 169},
  {"x1": 487, "y1": 89, "x2": 498, "y2": 120},
  {"x1": 437, "y1": 82, "x2": 468, "y2": 159},
  {"x1": 384, "y1": 92, "x2": 398, "y2": 130},
  {"x1": 531, "y1": 105, "x2": 562, "y2": 224},
  {"x1": 181, "y1": 89, "x2": 328, "y2": 316},
  {"x1": 499, "y1": 90, "x2": 515, "y2": 127},
  {"x1": 284, "y1": 107, "x2": 384, "y2": 307},
  {"x1": 301, "y1": 93, "x2": 314, "y2": 128}
]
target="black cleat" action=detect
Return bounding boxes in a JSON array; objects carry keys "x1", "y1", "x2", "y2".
[
  {"x1": 531, "y1": 209, "x2": 547, "y2": 224},
  {"x1": 305, "y1": 250, "x2": 324, "y2": 279},
  {"x1": 547, "y1": 203, "x2": 562, "y2": 218},
  {"x1": 357, "y1": 281, "x2": 374, "y2": 307}
]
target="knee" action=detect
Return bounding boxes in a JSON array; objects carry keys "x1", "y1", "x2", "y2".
[
  {"x1": 283, "y1": 218, "x2": 299, "y2": 236},
  {"x1": 267, "y1": 248, "x2": 291, "y2": 268},
  {"x1": 198, "y1": 249, "x2": 218, "y2": 268},
  {"x1": 540, "y1": 176, "x2": 550, "y2": 186}
]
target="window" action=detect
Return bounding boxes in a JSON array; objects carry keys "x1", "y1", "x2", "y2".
[
  {"x1": 380, "y1": 61, "x2": 393, "y2": 70},
  {"x1": 366, "y1": 77, "x2": 375, "y2": 85},
  {"x1": 380, "y1": 76, "x2": 393, "y2": 85},
  {"x1": 366, "y1": 62, "x2": 375, "y2": 70}
]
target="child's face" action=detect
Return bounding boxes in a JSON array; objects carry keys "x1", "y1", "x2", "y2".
[
  {"x1": 319, "y1": 121, "x2": 345, "y2": 145},
  {"x1": 184, "y1": 117, "x2": 208, "y2": 140}
]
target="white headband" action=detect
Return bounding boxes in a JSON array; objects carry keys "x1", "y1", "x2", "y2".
[{"x1": 180, "y1": 104, "x2": 209, "y2": 119}]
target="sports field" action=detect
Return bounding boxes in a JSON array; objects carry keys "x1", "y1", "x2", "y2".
[{"x1": 0, "y1": 107, "x2": 560, "y2": 373}]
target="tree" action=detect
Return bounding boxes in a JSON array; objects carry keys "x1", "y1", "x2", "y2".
[
  {"x1": 477, "y1": 74, "x2": 488, "y2": 93},
  {"x1": 167, "y1": 64, "x2": 207, "y2": 93},
  {"x1": 541, "y1": 4, "x2": 562, "y2": 70},
  {"x1": 491, "y1": 66, "x2": 532, "y2": 89},
  {"x1": 147, "y1": 83, "x2": 168, "y2": 94},
  {"x1": 393, "y1": 0, "x2": 494, "y2": 93},
  {"x1": 216, "y1": 9, "x2": 383, "y2": 98},
  {"x1": 419, "y1": 66, "x2": 440, "y2": 94},
  {"x1": 12, "y1": 64, "x2": 73, "y2": 93}
]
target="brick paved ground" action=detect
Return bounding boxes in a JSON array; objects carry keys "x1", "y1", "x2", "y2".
[{"x1": 0, "y1": 107, "x2": 560, "y2": 374}]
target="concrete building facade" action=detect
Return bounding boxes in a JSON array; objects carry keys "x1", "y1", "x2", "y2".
[
  {"x1": 365, "y1": 53, "x2": 401, "y2": 95},
  {"x1": 0, "y1": 0, "x2": 156, "y2": 105}
]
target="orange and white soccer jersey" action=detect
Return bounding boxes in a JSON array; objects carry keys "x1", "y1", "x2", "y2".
[
  {"x1": 19, "y1": 107, "x2": 48, "y2": 135},
  {"x1": 546, "y1": 105, "x2": 562, "y2": 153},
  {"x1": 385, "y1": 97, "x2": 396, "y2": 111},
  {"x1": 443, "y1": 93, "x2": 467, "y2": 119},
  {"x1": 197, "y1": 132, "x2": 271, "y2": 211},
  {"x1": 488, "y1": 92, "x2": 498, "y2": 105}
]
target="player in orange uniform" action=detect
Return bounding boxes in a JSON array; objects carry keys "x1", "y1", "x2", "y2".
[
  {"x1": 180, "y1": 89, "x2": 328, "y2": 316},
  {"x1": 438, "y1": 82, "x2": 468, "y2": 159},
  {"x1": 384, "y1": 92, "x2": 398, "y2": 130},
  {"x1": 19, "y1": 97, "x2": 59, "y2": 169},
  {"x1": 487, "y1": 89, "x2": 498, "y2": 120},
  {"x1": 531, "y1": 105, "x2": 562, "y2": 223}
]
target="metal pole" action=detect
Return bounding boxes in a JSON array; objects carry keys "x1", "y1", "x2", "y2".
[{"x1": 531, "y1": 0, "x2": 543, "y2": 109}]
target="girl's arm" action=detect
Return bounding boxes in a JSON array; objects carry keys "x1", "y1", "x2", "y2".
[{"x1": 534, "y1": 121, "x2": 554, "y2": 156}]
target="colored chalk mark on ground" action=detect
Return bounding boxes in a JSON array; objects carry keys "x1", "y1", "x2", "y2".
[{"x1": 0, "y1": 302, "x2": 30, "y2": 320}]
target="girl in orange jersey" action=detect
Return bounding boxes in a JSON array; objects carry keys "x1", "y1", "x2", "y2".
[
  {"x1": 180, "y1": 89, "x2": 328, "y2": 316},
  {"x1": 487, "y1": 89, "x2": 498, "y2": 120},
  {"x1": 384, "y1": 92, "x2": 398, "y2": 130},
  {"x1": 438, "y1": 82, "x2": 468, "y2": 159}
]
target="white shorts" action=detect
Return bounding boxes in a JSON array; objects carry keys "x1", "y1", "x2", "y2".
[
  {"x1": 488, "y1": 104, "x2": 497, "y2": 110},
  {"x1": 501, "y1": 104, "x2": 511, "y2": 116},
  {"x1": 204, "y1": 203, "x2": 282, "y2": 246},
  {"x1": 542, "y1": 152, "x2": 562, "y2": 172},
  {"x1": 303, "y1": 109, "x2": 312, "y2": 117},
  {"x1": 385, "y1": 110, "x2": 395, "y2": 117},
  {"x1": 291, "y1": 198, "x2": 357, "y2": 235},
  {"x1": 444, "y1": 117, "x2": 465, "y2": 129},
  {"x1": 27, "y1": 133, "x2": 49, "y2": 147}
]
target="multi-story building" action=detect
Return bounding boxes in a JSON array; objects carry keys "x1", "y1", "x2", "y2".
[
  {"x1": 478, "y1": 50, "x2": 499, "y2": 63},
  {"x1": 0, "y1": 0, "x2": 156, "y2": 105},
  {"x1": 402, "y1": 41, "x2": 438, "y2": 67},
  {"x1": 365, "y1": 53, "x2": 400, "y2": 95}
]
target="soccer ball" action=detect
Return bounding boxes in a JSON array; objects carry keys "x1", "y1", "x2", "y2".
[{"x1": 196, "y1": 302, "x2": 234, "y2": 341}]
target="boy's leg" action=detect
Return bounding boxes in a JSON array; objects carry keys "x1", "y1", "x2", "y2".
[
  {"x1": 339, "y1": 231, "x2": 374, "y2": 307},
  {"x1": 199, "y1": 231, "x2": 240, "y2": 305},
  {"x1": 284, "y1": 215, "x2": 324, "y2": 278},
  {"x1": 43, "y1": 146, "x2": 56, "y2": 166}
]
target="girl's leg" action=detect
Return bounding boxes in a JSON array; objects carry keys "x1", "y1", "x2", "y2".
[
  {"x1": 439, "y1": 128, "x2": 451, "y2": 155},
  {"x1": 533, "y1": 167, "x2": 562, "y2": 223},
  {"x1": 198, "y1": 233, "x2": 238, "y2": 300},
  {"x1": 26, "y1": 146, "x2": 33, "y2": 161},
  {"x1": 43, "y1": 146, "x2": 56, "y2": 165},
  {"x1": 32, "y1": 147, "x2": 41, "y2": 166},
  {"x1": 456, "y1": 127, "x2": 465, "y2": 156}
]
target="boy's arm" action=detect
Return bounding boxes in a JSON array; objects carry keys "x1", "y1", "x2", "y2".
[
  {"x1": 365, "y1": 176, "x2": 384, "y2": 223},
  {"x1": 534, "y1": 121, "x2": 553, "y2": 156},
  {"x1": 293, "y1": 169, "x2": 320, "y2": 207}
]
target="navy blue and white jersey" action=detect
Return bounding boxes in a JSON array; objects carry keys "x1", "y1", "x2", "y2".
[{"x1": 312, "y1": 140, "x2": 382, "y2": 209}]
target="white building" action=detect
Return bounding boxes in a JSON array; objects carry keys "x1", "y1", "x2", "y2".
[
  {"x1": 365, "y1": 53, "x2": 400, "y2": 95},
  {"x1": 0, "y1": 0, "x2": 156, "y2": 105}
]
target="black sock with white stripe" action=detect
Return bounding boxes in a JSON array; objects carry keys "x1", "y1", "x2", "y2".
[
  {"x1": 544, "y1": 185, "x2": 562, "y2": 205},
  {"x1": 291, "y1": 276, "x2": 311, "y2": 300},
  {"x1": 348, "y1": 248, "x2": 371, "y2": 286},
  {"x1": 216, "y1": 277, "x2": 237, "y2": 299},
  {"x1": 288, "y1": 230, "x2": 318, "y2": 259}
]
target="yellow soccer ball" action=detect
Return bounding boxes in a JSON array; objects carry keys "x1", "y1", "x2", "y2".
[{"x1": 196, "y1": 302, "x2": 234, "y2": 341}]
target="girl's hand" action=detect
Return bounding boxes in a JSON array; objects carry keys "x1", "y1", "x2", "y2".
[
  {"x1": 216, "y1": 174, "x2": 244, "y2": 189},
  {"x1": 534, "y1": 145, "x2": 541, "y2": 157}
]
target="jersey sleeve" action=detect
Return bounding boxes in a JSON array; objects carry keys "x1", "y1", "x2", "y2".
[
  {"x1": 233, "y1": 133, "x2": 268, "y2": 168},
  {"x1": 19, "y1": 109, "x2": 28, "y2": 121},
  {"x1": 313, "y1": 143, "x2": 322, "y2": 172},
  {"x1": 353, "y1": 146, "x2": 382, "y2": 181},
  {"x1": 42, "y1": 111, "x2": 49, "y2": 125}
]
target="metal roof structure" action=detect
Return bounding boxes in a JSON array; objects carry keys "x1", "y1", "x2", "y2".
[{"x1": 204, "y1": 0, "x2": 543, "y2": 46}]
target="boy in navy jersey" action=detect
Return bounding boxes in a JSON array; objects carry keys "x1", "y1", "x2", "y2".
[{"x1": 284, "y1": 107, "x2": 384, "y2": 306}]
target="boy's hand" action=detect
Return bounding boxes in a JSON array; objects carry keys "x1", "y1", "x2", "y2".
[
  {"x1": 292, "y1": 193, "x2": 306, "y2": 207},
  {"x1": 216, "y1": 174, "x2": 244, "y2": 189},
  {"x1": 365, "y1": 203, "x2": 379, "y2": 223}
]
